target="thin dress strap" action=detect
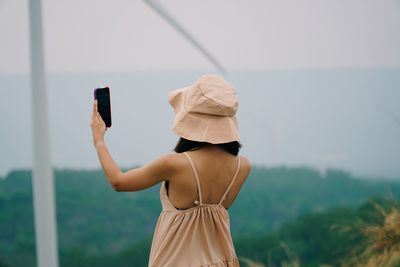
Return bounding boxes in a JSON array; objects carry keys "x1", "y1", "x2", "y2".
[
  {"x1": 218, "y1": 156, "x2": 241, "y2": 205},
  {"x1": 183, "y1": 152, "x2": 203, "y2": 205}
]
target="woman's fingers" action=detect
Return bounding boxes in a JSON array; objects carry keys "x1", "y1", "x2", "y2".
[
  {"x1": 91, "y1": 100, "x2": 107, "y2": 133},
  {"x1": 93, "y1": 100, "x2": 98, "y2": 114},
  {"x1": 92, "y1": 101, "x2": 96, "y2": 119},
  {"x1": 90, "y1": 100, "x2": 107, "y2": 145},
  {"x1": 92, "y1": 101, "x2": 102, "y2": 120},
  {"x1": 91, "y1": 102, "x2": 100, "y2": 124}
]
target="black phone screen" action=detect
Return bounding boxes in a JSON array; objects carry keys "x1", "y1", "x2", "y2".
[{"x1": 94, "y1": 87, "x2": 112, "y2": 127}]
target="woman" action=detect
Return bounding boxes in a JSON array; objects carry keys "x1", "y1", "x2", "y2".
[{"x1": 91, "y1": 74, "x2": 251, "y2": 266}]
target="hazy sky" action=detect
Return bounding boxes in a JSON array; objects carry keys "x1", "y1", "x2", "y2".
[
  {"x1": 1, "y1": 0, "x2": 400, "y2": 73},
  {"x1": 1, "y1": 1, "x2": 400, "y2": 179}
]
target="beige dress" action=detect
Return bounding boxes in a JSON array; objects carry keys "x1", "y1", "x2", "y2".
[{"x1": 148, "y1": 152, "x2": 241, "y2": 267}]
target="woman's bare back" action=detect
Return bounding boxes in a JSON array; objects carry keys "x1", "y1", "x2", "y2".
[{"x1": 166, "y1": 146, "x2": 251, "y2": 210}]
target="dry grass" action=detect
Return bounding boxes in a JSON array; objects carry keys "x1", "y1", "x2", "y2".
[{"x1": 341, "y1": 199, "x2": 400, "y2": 267}]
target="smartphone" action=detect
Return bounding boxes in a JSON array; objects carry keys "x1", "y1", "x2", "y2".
[{"x1": 94, "y1": 87, "x2": 112, "y2": 128}]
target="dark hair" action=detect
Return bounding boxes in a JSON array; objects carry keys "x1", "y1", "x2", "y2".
[{"x1": 173, "y1": 137, "x2": 241, "y2": 156}]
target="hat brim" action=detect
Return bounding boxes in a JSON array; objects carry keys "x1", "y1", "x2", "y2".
[{"x1": 172, "y1": 111, "x2": 240, "y2": 144}]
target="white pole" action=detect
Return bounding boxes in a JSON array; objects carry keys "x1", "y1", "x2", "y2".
[{"x1": 28, "y1": 0, "x2": 59, "y2": 267}]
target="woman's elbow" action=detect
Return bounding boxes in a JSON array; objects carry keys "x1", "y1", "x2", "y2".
[
  {"x1": 111, "y1": 183, "x2": 122, "y2": 192},
  {"x1": 108, "y1": 175, "x2": 122, "y2": 192},
  {"x1": 109, "y1": 176, "x2": 136, "y2": 192}
]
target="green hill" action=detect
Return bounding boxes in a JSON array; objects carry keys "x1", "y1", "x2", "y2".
[{"x1": 0, "y1": 167, "x2": 399, "y2": 267}]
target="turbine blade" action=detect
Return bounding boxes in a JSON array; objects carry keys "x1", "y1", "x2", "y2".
[{"x1": 142, "y1": 0, "x2": 226, "y2": 74}]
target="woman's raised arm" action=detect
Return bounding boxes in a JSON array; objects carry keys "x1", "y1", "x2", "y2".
[{"x1": 91, "y1": 100, "x2": 173, "y2": 192}]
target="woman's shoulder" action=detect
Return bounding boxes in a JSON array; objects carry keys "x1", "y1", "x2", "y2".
[
  {"x1": 238, "y1": 154, "x2": 251, "y2": 178},
  {"x1": 239, "y1": 154, "x2": 250, "y2": 165},
  {"x1": 154, "y1": 152, "x2": 188, "y2": 170}
]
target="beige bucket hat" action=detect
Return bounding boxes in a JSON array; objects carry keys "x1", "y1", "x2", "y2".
[{"x1": 168, "y1": 74, "x2": 240, "y2": 144}]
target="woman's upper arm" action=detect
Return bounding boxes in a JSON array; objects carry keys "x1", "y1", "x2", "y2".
[{"x1": 112, "y1": 153, "x2": 176, "y2": 192}]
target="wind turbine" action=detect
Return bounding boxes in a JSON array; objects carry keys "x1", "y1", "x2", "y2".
[{"x1": 28, "y1": 1, "x2": 225, "y2": 266}]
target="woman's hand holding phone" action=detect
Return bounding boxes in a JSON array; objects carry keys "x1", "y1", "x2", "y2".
[{"x1": 91, "y1": 87, "x2": 112, "y2": 147}]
